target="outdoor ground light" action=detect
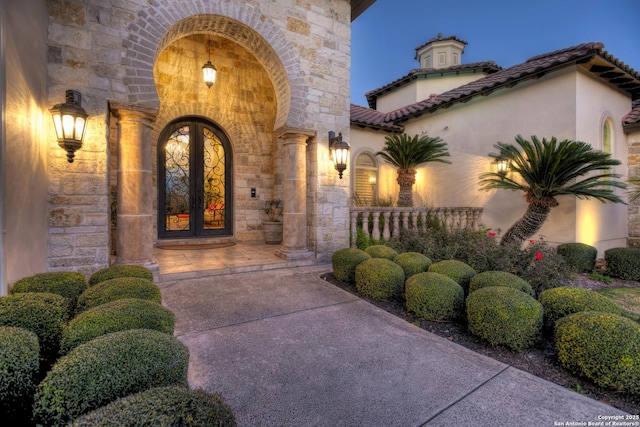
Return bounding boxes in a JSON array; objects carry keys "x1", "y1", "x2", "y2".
[
  {"x1": 202, "y1": 34, "x2": 217, "y2": 88},
  {"x1": 494, "y1": 155, "x2": 509, "y2": 177},
  {"x1": 49, "y1": 90, "x2": 88, "y2": 163},
  {"x1": 329, "y1": 131, "x2": 350, "y2": 179}
]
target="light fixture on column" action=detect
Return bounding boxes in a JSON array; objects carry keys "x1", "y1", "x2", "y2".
[
  {"x1": 328, "y1": 131, "x2": 350, "y2": 179},
  {"x1": 494, "y1": 155, "x2": 509, "y2": 177},
  {"x1": 202, "y1": 34, "x2": 217, "y2": 89},
  {"x1": 49, "y1": 90, "x2": 88, "y2": 163}
]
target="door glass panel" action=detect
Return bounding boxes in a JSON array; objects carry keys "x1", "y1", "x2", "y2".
[
  {"x1": 203, "y1": 127, "x2": 225, "y2": 230},
  {"x1": 163, "y1": 126, "x2": 191, "y2": 232}
]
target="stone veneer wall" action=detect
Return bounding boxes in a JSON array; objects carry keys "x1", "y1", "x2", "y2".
[
  {"x1": 628, "y1": 130, "x2": 640, "y2": 247},
  {"x1": 47, "y1": 0, "x2": 352, "y2": 273}
]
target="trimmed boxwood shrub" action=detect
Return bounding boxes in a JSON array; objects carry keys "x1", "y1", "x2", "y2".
[
  {"x1": 60, "y1": 298, "x2": 175, "y2": 355},
  {"x1": 556, "y1": 243, "x2": 597, "y2": 273},
  {"x1": 33, "y1": 329, "x2": 189, "y2": 427},
  {"x1": 605, "y1": 247, "x2": 640, "y2": 280},
  {"x1": 393, "y1": 252, "x2": 432, "y2": 278},
  {"x1": 332, "y1": 248, "x2": 371, "y2": 283},
  {"x1": 428, "y1": 260, "x2": 476, "y2": 290},
  {"x1": 70, "y1": 386, "x2": 237, "y2": 426},
  {"x1": 11, "y1": 271, "x2": 87, "y2": 316},
  {"x1": 365, "y1": 244, "x2": 398, "y2": 260},
  {"x1": 405, "y1": 272, "x2": 464, "y2": 321},
  {"x1": 538, "y1": 286, "x2": 624, "y2": 330},
  {"x1": 466, "y1": 287, "x2": 543, "y2": 351},
  {"x1": 468, "y1": 271, "x2": 533, "y2": 296},
  {"x1": 0, "y1": 326, "x2": 39, "y2": 422},
  {"x1": 75, "y1": 277, "x2": 161, "y2": 314},
  {"x1": 88, "y1": 264, "x2": 154, "y2": 286},
  {"x1": 0, "y1": 292, "x2": 68, "y2": 367},
  {"x1": 355, "y1": 258, "x2": 405, "y2": 301},
  {"x1": 555, "y1": 311, "x2": 640, "y2": 393}
]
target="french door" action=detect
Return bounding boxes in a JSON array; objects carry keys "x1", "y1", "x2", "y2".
[{"x1": 158, "y1": 118, "x2": 232, "y2": 238}]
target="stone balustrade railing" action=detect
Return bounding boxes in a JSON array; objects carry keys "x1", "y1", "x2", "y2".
[{"x1": 349, "y1": 207, "x2": 484, "y2": 248}]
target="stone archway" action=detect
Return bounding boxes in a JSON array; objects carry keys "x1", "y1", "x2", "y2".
[{"x1": 122, "y1": 3, "x2": 307, "y2": 129}]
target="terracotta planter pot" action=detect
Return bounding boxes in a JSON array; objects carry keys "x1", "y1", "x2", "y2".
[{"x1": 262, "y1": 221, "x2": 283, "y2": 244}]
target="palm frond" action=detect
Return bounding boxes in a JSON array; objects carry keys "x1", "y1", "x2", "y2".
[{"x1": 376, "y1": 133, "x2": 451, "y2": 169}]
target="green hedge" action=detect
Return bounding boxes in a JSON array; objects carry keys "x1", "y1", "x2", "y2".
[
  {"x1": 538, "y1": 287, "x2": 624, "y2": 330},
  {"x1": 605, "y1": 247, "x2": 640, "y2": 280},
  {"x1": 11, "y1": 271, "x2": 87, "y2": 317},
  {"x1": 364, "y1": 244, "x2": 398, "y2": 260},
  {"x1": 70, "y1": 386, "x2": 237, "y2": 426},
  {"x1": 466, "y1": 287, "x2": 543, "y2": 351},
  {"x1": 88, "y1": 264, "x2": 154, "y2": 286},
  {"x1": 332, "y1": 248, "x2": 371, "y2": 283},
  {"x1": 60, "y1": 298, "x2": 175, "y2": 355},
  {"x1": 75, "y1": 277, "x2": 161, "y2": 314},
  {"x1": 0, "y1": 292, "x2": 68, "y2": 368},
  {"x1": 0, "y1": 326, "x2": 39, "y2": 422},
  {"x1": 556, "y1": 311, "x2": 640, "y2": 393},
  {"x1": 428, "y1": 260, "x2": 476, "y2": 290},
  {"x1": 405, "y1": 272, "x2": 464, "y2": 321},
  {"x1": 393, "y1": 252, "x2": 432, "y2": 278},
  {"x1": 355, "y1": 258, "x2": 405, "y2": 301},
  {"x1": 33, "y1": 329, "x2": 189, "y2": 427},
  {"x1": 556, "y1": 243, "x2": 597, "y2": 273},
  {"x1": 468, "y1": 271, "x2": 533, "y2": 296}
]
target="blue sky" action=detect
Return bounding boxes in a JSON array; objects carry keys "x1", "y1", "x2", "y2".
[{"x1": 351, "y1": 0, "x2": 640, "y2": 105}]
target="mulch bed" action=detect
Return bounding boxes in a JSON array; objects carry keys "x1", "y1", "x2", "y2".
[{"x1": 320, "y1": 272, "x2": 640, "y2": 414}]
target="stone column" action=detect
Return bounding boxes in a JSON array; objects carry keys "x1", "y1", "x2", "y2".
[
  {"x1": 109, "y1": 102, "x2": 159, "y2": 272},
  {"x1": 275, "y1": 129, "x2": 315, "y2": 261}
]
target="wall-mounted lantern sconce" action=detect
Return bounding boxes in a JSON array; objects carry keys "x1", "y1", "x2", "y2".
[
  {"x1": 49, "y1": 90, "x2": 88, "y2": 163},
  {"x1": 202, "y1": 34, "x2": 217, "y2": 89},
  {"x1": 494, "y1": 155, "x2": 509, "y2": 177},
  {"x1": 368, "y1": 176, "x2": 376, "y2": 186},
  {"x1": 329, "y1": 131, "x2": 350, "y2": 179}
]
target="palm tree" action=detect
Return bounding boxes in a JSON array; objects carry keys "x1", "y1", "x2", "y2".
[
  {"x1": 376, "y1": 133, "x2": 451, "y2": 207},
  {"x1": 479, "y1": 135, "x2": 626, "y2": 247}
]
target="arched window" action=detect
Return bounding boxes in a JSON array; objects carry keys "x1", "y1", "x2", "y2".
[
  {"x1": 602, "y1": 117, "x2": 614, "y2": 180},
  {"x1": 354, "y1": 152, "x2": 378, "y2": 206}
]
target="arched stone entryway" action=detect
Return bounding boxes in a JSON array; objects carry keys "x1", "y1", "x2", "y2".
[{"x1": 110, "y1": 5, "x2": 314, "y2": 268}]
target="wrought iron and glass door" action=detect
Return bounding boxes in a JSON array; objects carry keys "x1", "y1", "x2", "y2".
[{"x1": 158, "y1": 118, "x2": 232, "y2": 238}]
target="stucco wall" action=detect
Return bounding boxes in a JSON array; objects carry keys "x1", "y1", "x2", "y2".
[
  {"x1": 351, "y1": 66, "x2": 634, "y2": 253},
  {"x1": 1, "y1": 0, "x2": 50, "y2": 294}
]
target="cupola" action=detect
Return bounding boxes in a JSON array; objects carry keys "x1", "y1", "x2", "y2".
[{"x1": 415, "y1": 34, "x2": 468, "y2": 69}]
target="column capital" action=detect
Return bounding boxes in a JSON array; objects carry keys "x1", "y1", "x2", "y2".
[
  {"x1": 109, "y1": 101, "x2": 159, "y2": 124},
  {"x1": 276, "y1": 126, "x2": 316, "y2": 141}
]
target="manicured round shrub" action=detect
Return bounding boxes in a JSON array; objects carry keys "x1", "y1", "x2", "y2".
[
  {"x1": 605, "y1": 247, "x2": 640, "y2": 280},
  {"x1": 466, "y1": 287, "x2": 543, "y2": 351},
  {"x1": 0, "y1": 326, "x2": 39, "y2": 422},
  {"x1": 393, "y1": 252, "x2": 432, "y2": 278},
  {"x1": 405, "y1": 272, "x2": 464, "y2": 321},
  {"x1": 88, "y1": 264, "x2": 154, "y2": 286},
  {"x1": 365, "y1": 244, "x2": 398, "y2": 260},
  {"x1": 60, "y1": 298, "x2": 175, "y2": 355},
  {"x1": 11, "y1": 271, "x2": 87, "y2": 316},
  {"x1": 556, "y1": 243, "x2": 597, "y2": 273},
  {"x1": 33, "y1": 329, "x2": 189, "y2": 427},
  {"x1": 555, "y1": 311, "x2": 640, "y2": 393},
  {"x1": 355, "y1": 258, "x2": 405, "y2": 301},
  {"x1": 428, "y1": 260, "x2": 476, "y2": 290},
  {"x1": 70, "y1": 386, "x2": 237, "y2": 427},
  {"x1": 332, "y1": 248, "x2": 371, "y2": 283},
  {"x1": 538, "y1": 286, "x2": 624, "y2": 330},
  {"x1": 75, "y1": 277, "x2": 161, "y2": 314},
  {"x1": 0, "y1": 292, "x2": 68, "y2": 367},
  {"x1": 468, "y1": 271, "x2": 533, "y2": 296}
]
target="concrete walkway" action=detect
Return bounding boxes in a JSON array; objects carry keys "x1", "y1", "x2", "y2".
[{"x1": 160, "y1": 264, "x2": 627, "y2": 426}]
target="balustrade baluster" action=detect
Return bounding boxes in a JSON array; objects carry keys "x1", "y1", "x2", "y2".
[
  {"x1": 382, "y1": 211, "x2": 391, "y2": 240},
  {"x1": 372, "y1": 211, "x2": 381, "y2": 240}
]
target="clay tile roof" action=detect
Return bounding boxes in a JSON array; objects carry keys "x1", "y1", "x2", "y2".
[
  {"x1": 350, "y1": 103, "x2": 404, "y2": 132},
  {"x1": 365, "y1": 61, "x2": 502, "y2": 108},
  {"x1": 414, "y1": 34, "x2": 468, "y2": 53},
  {"x1": 623, "y1": 100, "x2": 640, "y2": 133},
  {"x1": 377, "y1": 42, "x2": 640, "y2": 124}
]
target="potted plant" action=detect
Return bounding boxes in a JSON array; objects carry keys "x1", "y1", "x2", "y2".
[{"x1": 262, "y1": 199, "x2": 283, "y2": 244}]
